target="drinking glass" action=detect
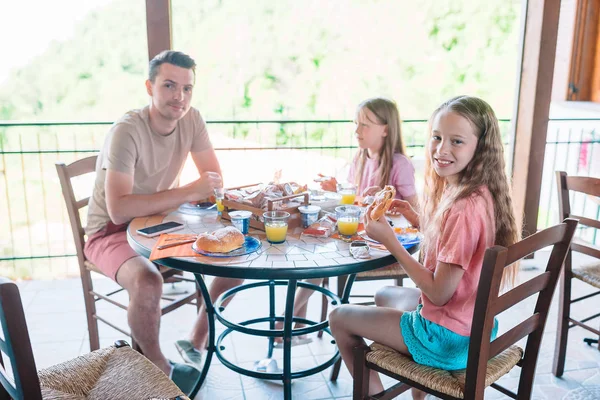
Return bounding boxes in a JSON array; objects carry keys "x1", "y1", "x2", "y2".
[
  {"x1": 335, "y1": 205, "x2": 361, "y2": 242},
  {"x1": 214, "y1": 187, "x2": 225, "y2": 213},
  {"x1": 337, "y1": 183, "x2": 357, "y2": 205},
  {"x1": 263, "y1": 211, "x2": 290, "y2": 244}
]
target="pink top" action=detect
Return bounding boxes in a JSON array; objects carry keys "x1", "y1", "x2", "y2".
[
  {"x1": 348, "y1": 153, "x2": 416, "y2": 200},
  {"x1": 420, "y1": 186, "x2": 496, "y2": 336}
]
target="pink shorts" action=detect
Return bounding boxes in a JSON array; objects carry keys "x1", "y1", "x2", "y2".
[{"x1": 84, "y1": 222, "x2": 139, "y2": 282}]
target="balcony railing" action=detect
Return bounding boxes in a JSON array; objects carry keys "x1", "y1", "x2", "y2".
[{"x1": 3, "y1": 118, "x2": 598, "y2": 279}]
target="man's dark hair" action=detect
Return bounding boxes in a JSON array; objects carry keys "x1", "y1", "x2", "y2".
[{"x1": 148, "y1": 50, "x2": 196, "y2": 82}]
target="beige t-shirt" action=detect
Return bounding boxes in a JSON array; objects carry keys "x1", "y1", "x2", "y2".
[{"x1": 85, "y1": 106, "x2": 212, "y2": 235}]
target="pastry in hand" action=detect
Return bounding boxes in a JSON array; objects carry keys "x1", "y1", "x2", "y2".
[
  {"x1": 194, "y1": 226, "x2": 245, "y2": 253},
  {"x1": 370, "y1": 185, "x2": 396, "y2": 220}
]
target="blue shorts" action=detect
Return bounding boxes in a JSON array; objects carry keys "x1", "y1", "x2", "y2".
[{"x1": 400, "y1": 304, "x2": 499, "y2": 370}]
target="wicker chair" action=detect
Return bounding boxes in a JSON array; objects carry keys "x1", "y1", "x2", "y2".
[
  {"x1": 0, "y1": 277, "x2": 189, "y2": 400},
  {"x1": 353, "y1": 218, "x2": 577, "y2": 400},
  {"x1": 553, "y1": 172, "x2": 600, "y2": 376},
  {"x1": 56, "y1": 156, "x2": 199, "y2": 352}
]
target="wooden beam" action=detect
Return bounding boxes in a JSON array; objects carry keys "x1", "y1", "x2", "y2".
[
  {"x1": 146, "y1": 0, "x2": 172, "y2": 61},
  {"x1": 569, "y1": 0, "x2": 600, "y2": 100},
  {"x1": 511, "y1": 0, "x2": 561, "y2": 238}
]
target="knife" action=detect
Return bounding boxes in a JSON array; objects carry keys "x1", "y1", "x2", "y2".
[{"x1": 157, "y1": 239, "x2": 196, "y2": 250}]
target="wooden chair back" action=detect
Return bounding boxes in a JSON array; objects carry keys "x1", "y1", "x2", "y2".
[
  {"x1": 462, "y1": 218, "x2": 578, "y2": 398},
  {"x1": 0, "y1": 278, "x2": 42, "y2": 400},
  {"x1": 553, "y1": 172, "x2": 600, "y2": 376},
  {"x1": 556, "y1": 171, "x2": 600, "y2": 256},
  {"x1": 55, "y1": 155, "x2": 98, "y2": 272}
]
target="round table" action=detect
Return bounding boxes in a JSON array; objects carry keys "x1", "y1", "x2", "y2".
[{"x1": 127, "y1": 207, "x2": 417, "y2": 399}]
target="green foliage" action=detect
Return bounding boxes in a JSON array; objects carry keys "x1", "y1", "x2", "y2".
[{"x1": 0, "y1": 0, "x2": 520, "y2": 123}]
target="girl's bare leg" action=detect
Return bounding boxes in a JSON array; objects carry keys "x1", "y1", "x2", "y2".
[
  {"x1": 374, "y1": 286, "x2": 421, "y2": 310},
  {"x1": 274, "y1": 278, "x2": 323, "y2": 341},
  {"x1": 376, "y1": 286, "x2": 426, "y2": 399},
  {"x1": 330, "y1": 286, "x2": 421, "y2": 396}
]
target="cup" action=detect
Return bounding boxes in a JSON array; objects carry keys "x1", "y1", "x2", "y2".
[
  {"x1": 263, "y1": 211, "x2": 290, "y2": 244},
  {"x1": 214, "y1": 187, "x2": 225, "y2": 213},
  {"x1": 335, "y1": 205, "x2": 361, "y2": 242},
  {"x1": 337, "y1": 183, "x2": 356, "y2": 205},
  {"x1": 229, "y1": 210, "x2": 252, "y2": 234},
  {"x1": 298, "y1": 205, "x2": 321, "y2": 228}
]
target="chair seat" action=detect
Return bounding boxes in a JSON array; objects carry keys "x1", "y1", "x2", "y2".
[
  {"x1": 366, "y1": 342, "x2": 523, "y2": 399},
  {"x1": 39, "y1": 345, "x2": 188, "y2": 400},
  {"x1": 573, "y1": 261, "x2": 600, "y2": 289},
  {"x1": 357, "y1": 263, "x2": 406, "y2": 279}
]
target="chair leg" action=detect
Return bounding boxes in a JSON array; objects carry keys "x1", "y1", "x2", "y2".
[
  {"x1": 330, "y1": 358, "x2": 342, "y2": 381},
  {"x1": 195, "y1": 281, "x2": 202, "y2": 313},
  {"x1": 318, "y1": 278, "x2": 329, "y2": 339},
  {"x1": 353, "y1": 344, "x2": 371, "y2": 399},
  {"x1": 337, "y1": 275, "x2": 349, "y2": 302},
  {"x1": 81, "y1": 272, "x2": 100, "y2": 351},
  {"x1": 553, "y1": 254, "x2": 572, "y2": 377}
]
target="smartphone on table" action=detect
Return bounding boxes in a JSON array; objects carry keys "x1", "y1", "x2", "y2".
[{"x1": 136, "y1": 221, "x2": 184, "y2": 237}]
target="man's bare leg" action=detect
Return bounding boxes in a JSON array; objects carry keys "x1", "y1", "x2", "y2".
[
  {"x1": 188, "y1": 277, "x2": 244, "y2": 350},
  {"x1": 116, "y1": 256, "x2": 170, "y2": 374}
]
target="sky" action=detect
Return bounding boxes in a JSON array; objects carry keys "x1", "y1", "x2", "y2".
[{"x1": 0, "y1": 0, "x2": 113, "y2": 83}]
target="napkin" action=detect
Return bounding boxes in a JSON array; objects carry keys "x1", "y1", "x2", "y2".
[{"x1": 149, "y1": 233, "x2": 198, "y2": 261}]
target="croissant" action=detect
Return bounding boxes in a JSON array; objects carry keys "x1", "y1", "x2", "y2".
[{"x1": 370, "y1": 185, "x2": 396, "y2": 220}]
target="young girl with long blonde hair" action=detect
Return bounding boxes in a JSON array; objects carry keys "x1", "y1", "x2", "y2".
[
  {"x1": 274, "y1": 97, "x2": 418, "y2": 347},
  {"x1": 320, "y1": 97, "x2": 418, "y2": 208},
  {"x1": 329, "y1": 95, "x2": 520, "y2": 399}
]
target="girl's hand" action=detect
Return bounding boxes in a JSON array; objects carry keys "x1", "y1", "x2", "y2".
[
  {"x1": 388, "y1": 199, "x2": 419, "y2": 228},
  {"x1": 364, "y1": 203, "x2": 397, "y2": 247},
  {"x1": 318, "y1": 175, "x2": 338, "y2": 192},
  {"x1": 361, "y1": 185, "x2": 381, "y2": 197}
]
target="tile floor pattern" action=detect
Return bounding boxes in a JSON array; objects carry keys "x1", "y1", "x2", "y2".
[{"x1": 16, "y1": 250, "x2": 600, "y2": 399}]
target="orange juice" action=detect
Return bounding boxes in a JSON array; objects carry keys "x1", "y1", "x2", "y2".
[
  {"x1": 338, "y1": 217, "x2": 359, "y2": 236},
  {"x1": 265, "y1": 222, "x2": 288, "y2": 243},
  {"x1": 340, "y1": 192, "x2": 356, "y2": 205},
  {"x1": 216, "y1": 199, "x2": 224, "y2": 212}
]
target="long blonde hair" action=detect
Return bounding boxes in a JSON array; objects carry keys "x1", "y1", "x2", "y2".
[
  {"x1": 353, "y1": 98, "x2": 406, "y2": 189},
  {"x1": 421, "y1": 96, "x2": 521, "y2": 286}
]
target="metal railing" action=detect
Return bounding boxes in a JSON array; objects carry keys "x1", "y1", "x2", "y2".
[{"x1": 5, "y1": 117, "x2": 596, "y2": 279}]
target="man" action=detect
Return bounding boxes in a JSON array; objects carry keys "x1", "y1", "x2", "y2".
[{"x1": 84, "y1": 50, "x2": 242, "y2": 394}]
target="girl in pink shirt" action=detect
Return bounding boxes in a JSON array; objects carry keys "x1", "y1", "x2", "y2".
[
  {"x1": 329, "y1": 95, "x2": 520, "y2": 399},
  {"x1": 320, "y1": 97, "x2": 419, "y2": 209},
  {"x1": 274, "y1": 97, "x2": 419, "y2": 347}
]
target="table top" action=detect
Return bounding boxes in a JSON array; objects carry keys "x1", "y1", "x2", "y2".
[{"x1": 127, "y1": 206, "x2": 415, "y2": 280}]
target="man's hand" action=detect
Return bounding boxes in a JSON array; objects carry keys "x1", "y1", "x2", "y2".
[
  {"x1": 361, "y1": 185, "x2": 381, "y2": 197},
  {"x1": 185, "y1": 171, "x2": 222, "y2": 201},
  {"x1": 388, "y1": 199, "x2": 420, "y2": 228}
]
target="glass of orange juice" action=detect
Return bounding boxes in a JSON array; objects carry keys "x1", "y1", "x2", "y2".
[
  {"x1": 335, "y1": 205, "x2": 361, "y2": 242},
  {"x1": 337, "y1": 183, "x2": 356, "y2": 205},
  {"x1": 214, "y1": 187, "x2": 225, "y2": 214},
  {"x1": 263, "y1": 211, "x2": 290, "y2": 244}
]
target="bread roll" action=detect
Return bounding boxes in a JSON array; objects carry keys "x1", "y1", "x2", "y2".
[
  {"x1": 370, "y1": 185, "x2": 397, "y2": 220},
  {"x1": 195, "y1": 226, "x2": 245, "y2": 253}
]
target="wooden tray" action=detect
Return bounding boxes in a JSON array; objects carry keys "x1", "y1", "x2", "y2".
[{"x1": 221, "y1": 183, "x2": 309, "y2": 231}]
